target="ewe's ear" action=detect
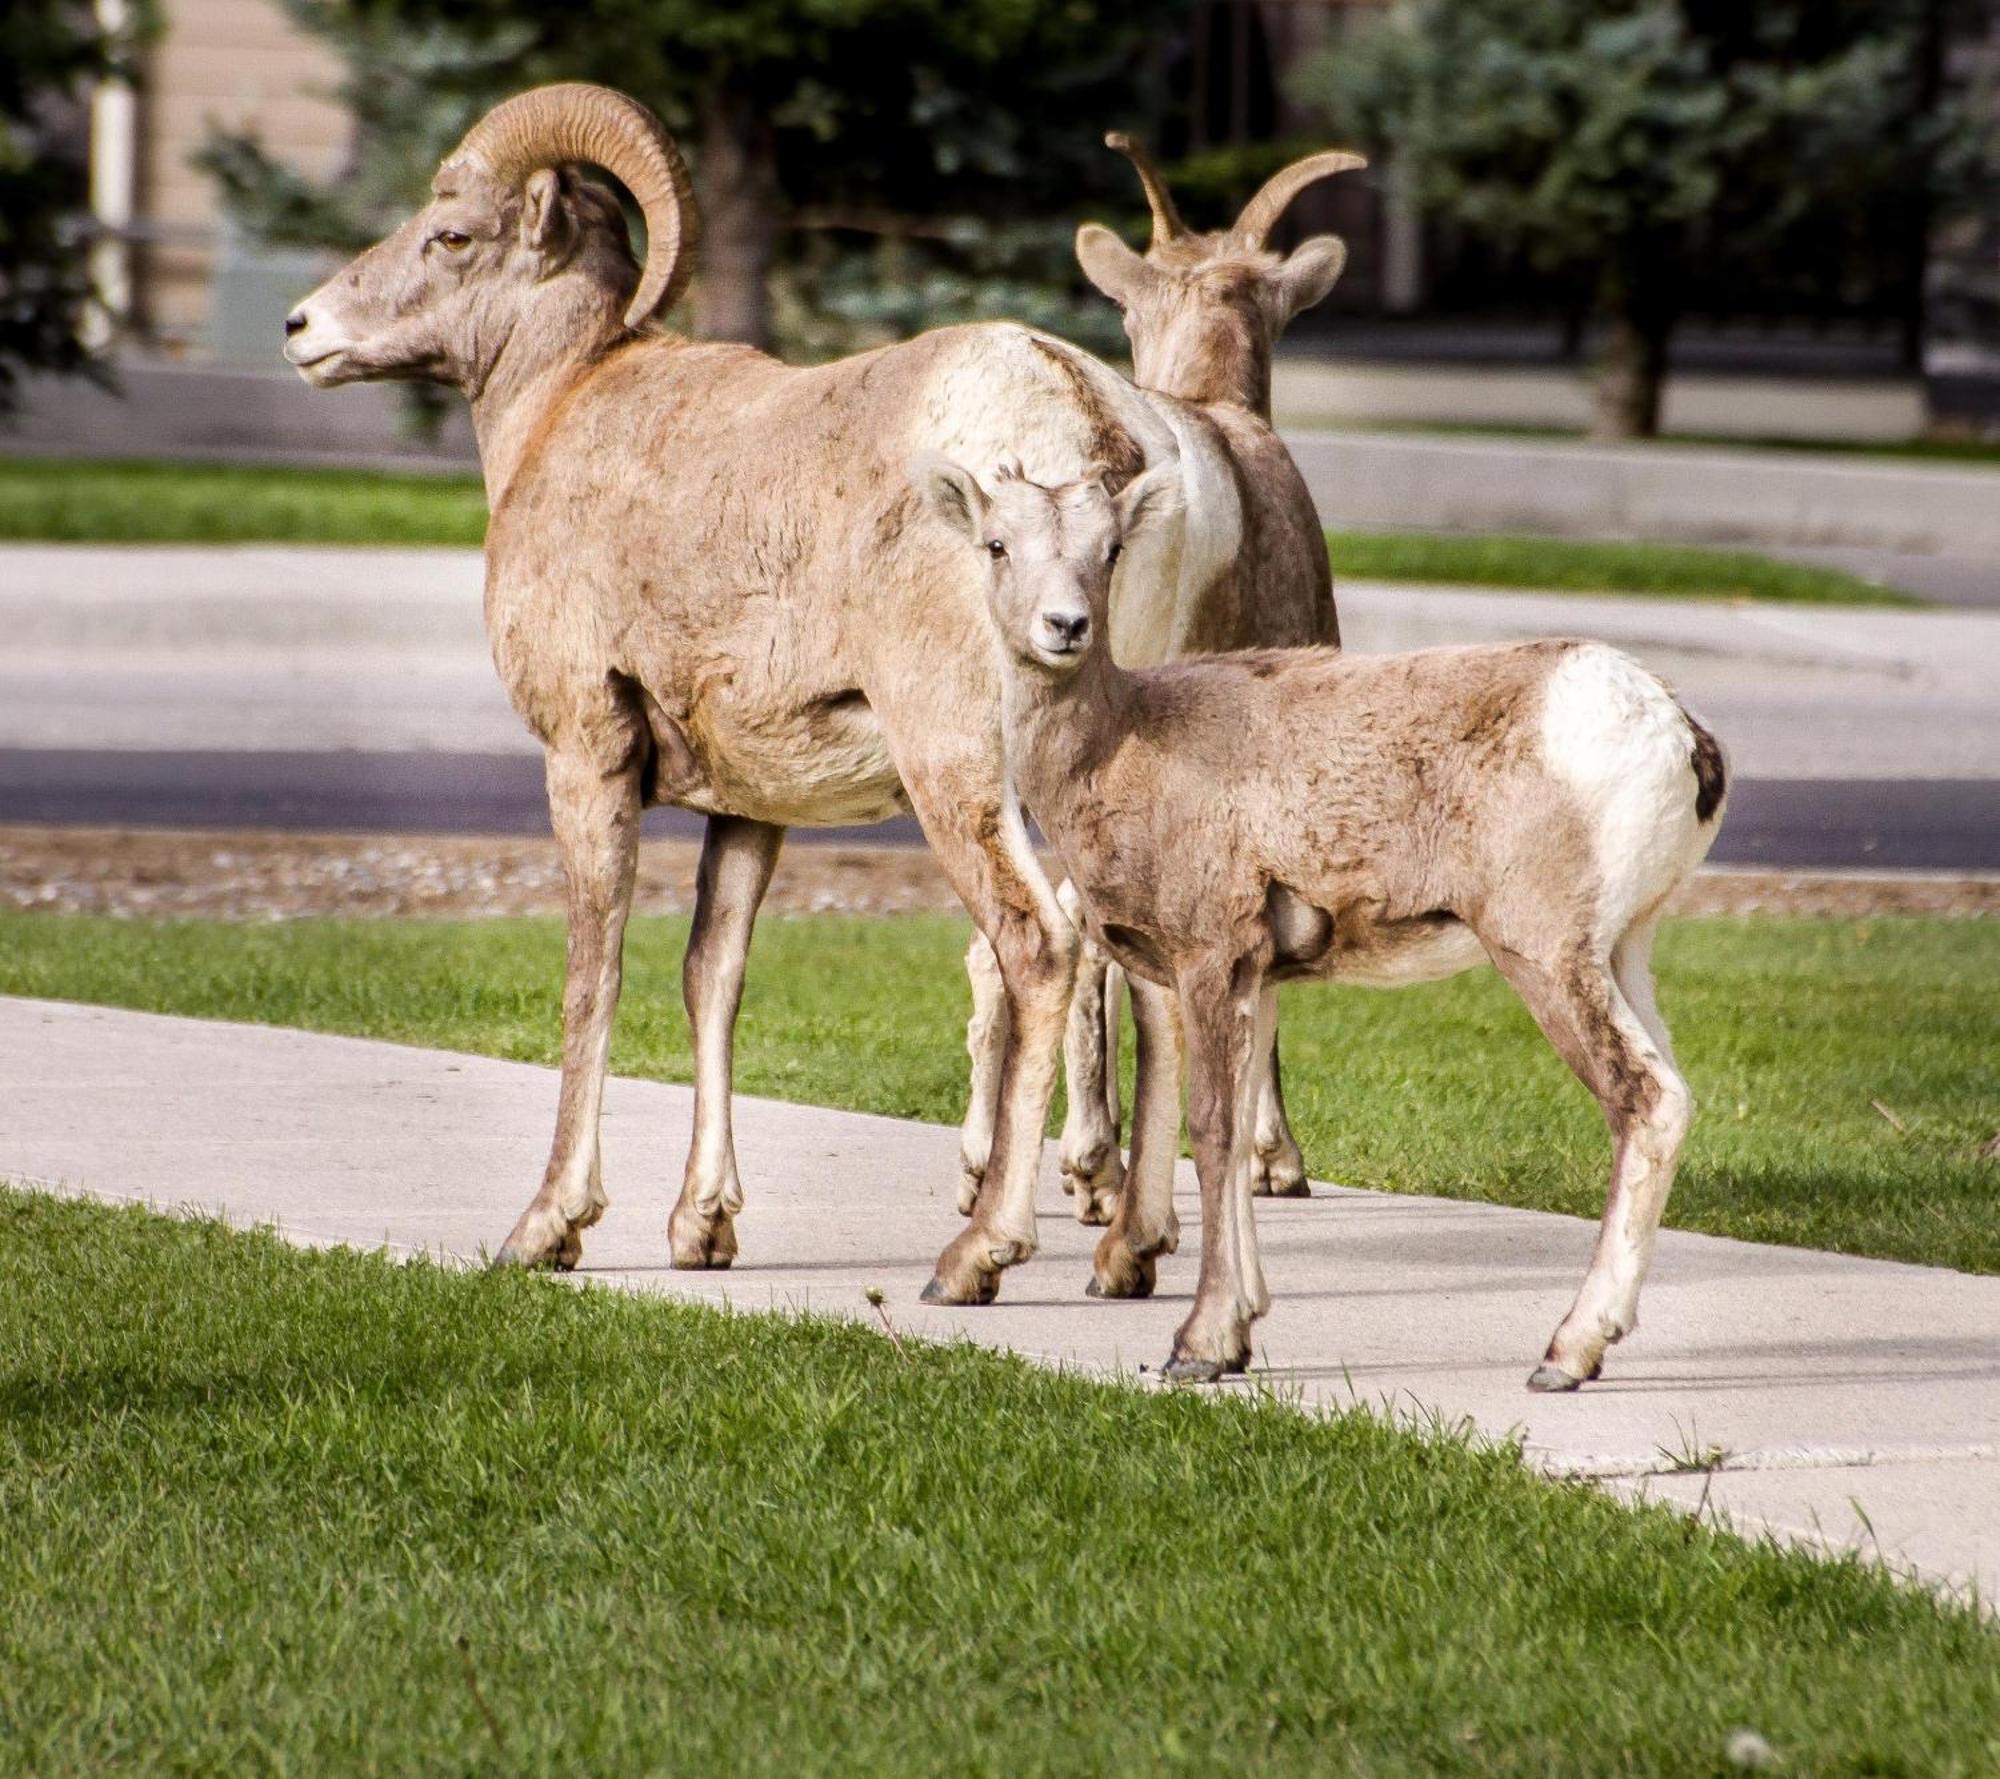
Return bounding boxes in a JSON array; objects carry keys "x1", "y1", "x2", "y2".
[
  {"x1": 1075, "y1": 223, "x2": 1157, "y2": 306},
  {"x1": 909, "y1": 452, "x2": 988, "y2": 541},
  {"x1": 1268, "y1": 234, "x2": 1348, "y2": 328},
  {"x1": 520, "y1": 168, "x2": 575, "y2": 261},
  {"x1": 1114, "y1": 462, "x2": 1182, "y2": 545}
]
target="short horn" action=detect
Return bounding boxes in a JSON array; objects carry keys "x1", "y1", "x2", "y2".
[
  {"x1": 452, "y1": 83, "x2": 699, "y2": 329},
  {"x1": 1104, "y1": 131, "x2": 1187, "y2": 247},
  {"x1": 1231, "y1": 149, "x2": 1368, "y2": 249}
]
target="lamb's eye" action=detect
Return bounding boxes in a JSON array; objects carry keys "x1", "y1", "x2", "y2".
[
  {"x1": 433, "y1": 230, "x2": 472, "y2": 252},
  {"x1": 985, "y1": 540, "x2": 1006, "y2": 559}
]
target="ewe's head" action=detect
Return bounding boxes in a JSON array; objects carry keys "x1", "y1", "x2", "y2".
[
  {"x1": 912, "y1": 455, "x2": 1181, "y2": 674},
  {"x1": 1076, "y1": 135, "x2": 1364, "y2": 412},
  {"x1": 284, "y1": 84, "x2": 696, "y2": 393}
]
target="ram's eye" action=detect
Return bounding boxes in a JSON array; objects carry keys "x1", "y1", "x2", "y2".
[
  {"x1": 985, "y1": 540, "x2": 1007, "y2": 559},
  {"x1": 433, "y1": 230, "x2": 472, "y2": 252},
  {"x1": 1107, "y1": 541, "x2": 1123, "y2": 566}
]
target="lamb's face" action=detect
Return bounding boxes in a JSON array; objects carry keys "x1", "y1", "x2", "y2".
[
  {"x1": 909, "y1": 458, "x2": 1108, "y2": 672},
  {"x1": 979, "y1": 472, "x2": 1122, "y2": 671}
]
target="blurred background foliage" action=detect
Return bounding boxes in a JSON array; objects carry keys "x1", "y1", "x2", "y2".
[
  {"x1": 199, "y1": 0, "x2": 1206, "y2": 363},
  {"x1": 1300, "y1": 0, "x2": 2000, "y2": 435},
  {"x1": 1, "y1": 0, "x2": 156, "y2": 407}
]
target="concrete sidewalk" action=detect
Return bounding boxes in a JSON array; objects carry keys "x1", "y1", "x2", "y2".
[{"x1": 5, "y1": 995, "x2": 1996, "y2": 1599}]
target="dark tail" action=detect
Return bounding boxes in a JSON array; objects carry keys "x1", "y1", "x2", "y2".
[{"x1": 1687, "y1": 713, "x2": 1727, "y2": 824}]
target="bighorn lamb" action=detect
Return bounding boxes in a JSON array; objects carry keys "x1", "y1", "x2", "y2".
[
  {"x1": 283, "y1": 83, "x2": 1245, "y2": 1304},
  {"x1": 915, "y1": 456, "x2": 1727, "y2": 1389},
  {"x1": 962, "y1": 136, "x2": 1370, "y2": 1226}
]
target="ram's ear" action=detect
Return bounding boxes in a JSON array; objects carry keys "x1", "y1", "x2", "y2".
[
  {"x1": 1267, "y1": 234, "x2": 1348, "y2": 327},
  {"x1": 909, "y1": 452, "x2": 988, "y2": 541},
  {"x1": 1075, "y1": 222, "x2": 1159, "y2": 306},
  {"x1": 1114, "y1": 461, "x2": 1183, "y2": 545},
  {"x1": 520, "y1": 167, "x2": 577, "y2": 262}
]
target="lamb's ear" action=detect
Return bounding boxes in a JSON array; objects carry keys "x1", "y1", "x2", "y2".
[
  {"x1": 1114, "y1": 461, "x2": 1183, "y2": 545},
  {"x1": 1267, "y1": 234, "x2": 1348, "y2": 327},
  {"x1": 1075, "y1": 223, "x2": 1158, "y2": 306},
  {"x1": 909, "y1": 452, "x2": 988, "y2": 541}
]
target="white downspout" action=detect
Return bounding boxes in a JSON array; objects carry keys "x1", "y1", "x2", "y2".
[{"x1": 87, "y1": 0, "x2": 136, "y2": 345}]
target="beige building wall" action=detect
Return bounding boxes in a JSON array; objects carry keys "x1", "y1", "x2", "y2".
[{"x1": 136, "y1": 0, "x2": 350, "y2": 346}]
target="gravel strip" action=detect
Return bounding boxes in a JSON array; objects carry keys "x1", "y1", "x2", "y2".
[{"x1": 1, "y1": 825, "x2": 1993, "y2": 922}]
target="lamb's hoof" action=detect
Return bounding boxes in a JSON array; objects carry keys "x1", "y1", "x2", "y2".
[
  {"x1": 668, "y1": 1203, "x2": 738, "y2": 1271},
  {"x1": 1060, "y1": 1144, "x2": 1125, "y2": 1227},
  {"x1": 1161, "y1": 1353, "x2": 1229, "y2": 1384},
  {"x1": 920, "y1": 1269, "x2": 1000, "y2": 1307},
  {"x1": 1527, "y1": 1352, "x2": 1602, "y2": 1393},
  {"x1": 492, "y1": 1207, "x2": 581, "y2": 1271},
  {"x1": 1087, "y1": 1236, "x2": 1158, "y2": 1299},
  {"x1": 1251, "y1": 1149, "x2": 1311, "y2": 1198}
]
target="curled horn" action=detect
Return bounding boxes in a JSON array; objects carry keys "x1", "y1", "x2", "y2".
[
  {"x1": 451, "y1": 82, "x2": 699, "y2": 329},
  {"x1": 1104, "y1": 131, "x2": 1187, "y2": 247},
  {"x1": 1231, "y1": 149, "x2": 1368, "y2": 250}
]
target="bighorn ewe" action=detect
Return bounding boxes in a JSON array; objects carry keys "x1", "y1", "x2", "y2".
[
  {"x1": 961, "y1": 136, "x2": 1370, "y2": 1226},
  {"x1": 283, "y1": 83, "x2": 1248, "y2": 1304},
  {"x1": 915, "y1": 457, "x2": 1727, "y2": 1388}
]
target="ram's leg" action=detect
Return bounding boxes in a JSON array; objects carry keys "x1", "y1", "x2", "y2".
[
  {"x1": 1489, "y1": 932, "x2": 1692, "y2": 1392},
  {"x1": 1090, "y1": 973, "x2": 1183, "y2": 1299},
  {"x1": 495, "y1": 737, "x2": 642, "y2": 1270},
  {"x1": 1164, "y1": 954, "x2": 1269, "y2": 1380},
  {"x1": 956, "y1": 932, "x2": 1008, "y2": 1216},
  {"x1": 1249, "y1": 1025, "x2": 1310, "y2": 1198},
  {"x1": 916, "y1": 782, "x2": 1077, "y2": 1307},
  {"x1": 667, "y1": 815, "x2": 785, "y2": 1270},
  {"x1": 1057, "y1": 880, "x2": 1125, "y2": 1226}
]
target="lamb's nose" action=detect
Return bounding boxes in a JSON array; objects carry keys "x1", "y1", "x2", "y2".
[
  {"x1": 1047, "y1": 612, "x2": 1090, "y2": 647},
  {"x1": 284, "y1": 310, "x2": 308, "y2": 337}
]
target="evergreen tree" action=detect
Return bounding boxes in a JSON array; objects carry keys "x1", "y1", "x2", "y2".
[
  {"x1": 0, "y1": 0, "x2": 150, "y2": 407},
  {"x1": 1304, "y1": 0, "x2": 2000, "y2": 437},
  {"x1": 207, "y1": 0, "x2": 1191, "y2": 354}
]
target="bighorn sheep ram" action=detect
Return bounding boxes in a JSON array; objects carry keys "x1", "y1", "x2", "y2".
[
  {"x1": 962, "y1": 135, "x2": 1369, "y2": 1226},
  {"x1": 915, "y1": 456, "x2": 1727, "y2": 1389},
  {"x1": 283, "y1": 83, "x2": 1247, "y2": 1304}
]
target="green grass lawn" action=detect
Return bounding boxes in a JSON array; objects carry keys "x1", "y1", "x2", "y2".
[
  {"x1": 0, "y1": 453, "x2": 488, "y2": 548},
  {"x1": 0, "y1": 453, "x2": 1913, "y2": 603},
  {"x1": 3, "y1": 1190, "x2": 1995, "y2": 1777},
  {"x1": 2, "y1": 910, "x2": 1994, "y2": 1274},
  {"x1": 1326, "y1": 527, "x2": 1914, "y2": 605}
]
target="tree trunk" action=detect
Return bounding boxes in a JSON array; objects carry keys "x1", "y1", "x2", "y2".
[
  {"x1": 1591, "y1": 295, "x2": 1672, "y2": 441},
  {"x1": 693, "y1": 89, "x2": 779, "y2": 351}
]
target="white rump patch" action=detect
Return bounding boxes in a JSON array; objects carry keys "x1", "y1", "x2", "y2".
[{"x1": 1539, "y1": 643, "x2": 1717, "y2": 937}]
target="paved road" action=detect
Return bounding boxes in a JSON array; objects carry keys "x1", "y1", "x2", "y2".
[
  {"x1": 3, "y1": 748, "x2": 1994, "y2": 870},
  {"x1": 3, "y1": 545, "x2": 1996, "y2": 870},
  {"x1": 8, "y1": 997, "x2": 1994, "y2": 1598}
]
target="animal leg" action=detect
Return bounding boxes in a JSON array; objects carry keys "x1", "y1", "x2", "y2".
[
  {"x1": 1090, "y1": 973, "x2": 1183, "y2": 1298},
  {"x1": 918, "y1": 779, "x2": 1078, "y2": 1306},
  {"x1": 1489, "y1": 937, "x2": 1693, "y2": 1392},
  {"x1": 1249, "y1": 1025, "x2": 1310, "y2": 1198},
  {"x1": 495, "y1": 737, "x2": 643, "y2": 1270},
  {"x1": 667, "y1": 814, "x2": 785, "y2": 1270},
  {"x1": 1163, "y1": 954, "x2": 1269, "y2": 1380},
  {"x1": 956, "y1": 932, "x2": 1009, "y2": 1216},
  {"x1": 1057, "y1": 879, "x2": 1126, "y2": 1226}
]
